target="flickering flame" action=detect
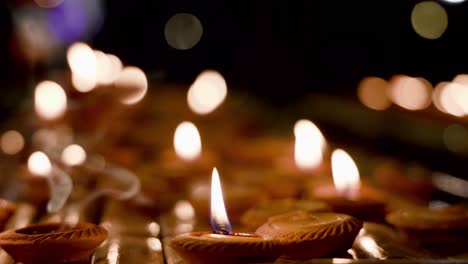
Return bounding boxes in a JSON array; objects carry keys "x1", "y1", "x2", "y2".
[
  {"x1": 114, "y1": 66, "x2": 148, "y2": 105},
  {"x1": 173, "y1": 122, "x2": 202, "y2": 161},
  {"x1": 61, "y1": 144, "x2": 87, "y2": 166},
  {"x1": 27, "y1": 151, "x2": 52, "y2": 177},
  {"x1": 67, "y1": 42, "x2": 97, "y2": 92},
  {"x1": 187, "y1": 70, "x2": 227, "y2": 115},
  {"x1": 294, "y1": 119, "x2": 326, "y2": 170},
  {"x1": 331, "y1": 149, "x2": 361, "y2": 198},
  {"x1": 210, "y1": 168, "x2": 231, "y2": 234},
  {"x1": 34, "y1": 81, "x2": 67, "y2": 120}
]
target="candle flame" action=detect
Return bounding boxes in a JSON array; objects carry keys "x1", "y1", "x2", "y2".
[
  {"x1": 294, "y1": 119, "x2": 326, "y2": 170},
  {"x1": 187, "y1": 70, "x2": 227, "y2": 115},
  {"x1": 331, "y1": 149, "x2": 361, "y2": 198},
  {"x1": 27, "y1": 151, "x2": 52, "y2": 177},
  {"x1": 173, "y1": 121, "x2": 202, "y2": 161},
  {"x1": 67, "y1": 42, "x2": 97, "y2": 92},
  {"x1": 34, "y1": 80, "x2": 67, "y2": 120},
  {"x1": 210, "y1": 167, "x2": 231, "y2": 234},
  {"x1": 61, "y1": 144, "x2": 87, "y2": 166},
  {"x1": 114, "y1": 66, "x2": 148, "y2": 105}
]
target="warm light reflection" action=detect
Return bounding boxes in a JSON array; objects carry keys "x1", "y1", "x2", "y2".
[
  {"x1": 67, "y1": 42, "x2": 97, "y2": 92},
  {"x1": 331, "y1": 149, "x2": 360, "y2": 198},
  {"x1": 1, "y1": 130, "x2": 25, "y2": 155},
  {"x1": 61, "y1": 144, "x2": 86, "y2": 166},
  {"x1": 187, "y1": 70, "x2": 227, "y2": 115},
  {"x1": 173, "y1": 122, "x2": 202, "y2": 161},
  {"x1": 210, "y1": 168, "x2": 231, "y2": 234},
  {"x1": 433, "y1": 82, "x2": 450, "y2": 113},
  {"x1": 174, "y1": 200, "x2": 195, "y2": 221},
  {"x1": 359, "y1": 236, "x2": 385, "y2": 259},
  {"x1": 357, "y1": 77, "x2": 391, "y2": 111},
  {"x1": 293, "y1": 119, "x2": 325, "y2": 170},
  {"x1": 411, "y1": 1, "x2": 448, "y2": 40},
  {"x1": 114, "y1": 66, "x2": 148, "y2": 105},
  {"x1": 34, "y1": 80, "x2": 67, "y2": 120},
  {"x1": 27, "y1": 151, "x2": 52, "y2": 177},
  {"x1": 388, "y1": 76, "x2": 432, "y2": 110}
]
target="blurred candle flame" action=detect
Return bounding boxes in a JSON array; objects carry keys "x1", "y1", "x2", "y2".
[
  {"x1": 67, "y1": 42, "x2": 98, "y2": 92},
  {"x1": 173, "y1": 121, "x2": 202, "y2": 161},
  {"x1": 114, "y1": 66, "x2": 148, "y2": 105},
  {"x1": 187, "y1": 70, "x2": 227, "y2": 115},
  {"x1": 27, "y1": 151, "x2": 52, "y2": 177},
  {"x1": 1, "y1": 130, "x2": 25, "y2": 155},
  {"x1": 61, "y1": 144, "x2": 87, "y2": 166},
  {"x1": 331, "y1": 149, "x2": 361, "y2": 198},
  {"x1": 294, "y1": 119, "x2": 326, "y2": 170},
  {"x1": 388, "y1": 76, "x2": 432, "y2": 111},
  {"x1": 210, "y1": 167, "x2": 231, "y2": 234},
  {"x1": 34, "y1": 81, "x2": 67, "y2": 120}
]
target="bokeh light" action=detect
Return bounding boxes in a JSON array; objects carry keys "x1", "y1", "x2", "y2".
[
  {"x1": 173, "y1": 122, "x2": 202, "y2": 161},
  {"x1": 173, "y1": 200, "x2": 195, "y2": 221},
  {"x1": 67, "y1": 42, "x2": 98, "y2": 92},
  {"x1": 27, "y1": 151, "x2": 52, "y2": 177},
  {"x1": 0, "y1": 130, "x2": 25, "y2": 155},
  {"x1": 411, "y1": 1, "x2": 448, "y2": 40},
  {"x1": 61, "y1": 144, "x2": 87, "y2": 166},
  {"x1": 388, "y1": 75, "x2": 432, "y2": 110},
  {"x1": 164, "y1": 13, "x2": 203, "y2": 50},
  {"x1": 294, "y1": 119, "x2": 326, "y2": 170},
  {"x1": 34, "y1": 80, "x2": 67, "y2": 120},
  {"x1": 440, "y1": 82, "x2": 467, "y2": 116},
  {"x1": 187, "y1": 70, "x2": 227, "y2": 115},
  {"x1": 114, "y1": 66, "x2": 148, "y2": 105},
  {"x1": 357, "y1": 77, "x2": 391, "y2": 111}
]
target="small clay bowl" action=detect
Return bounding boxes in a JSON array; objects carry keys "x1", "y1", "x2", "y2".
[
  {"x1": 170, "y1": 231, "x2": 283, "y2": 264},
  {"x1": 256, "y1": 211, "x2": 362, "y2": 259},
  {"x1": 0, "y1": 222, "x2": 108, "y2": 264}
]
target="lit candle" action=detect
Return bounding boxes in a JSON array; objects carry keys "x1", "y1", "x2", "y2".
[
  {"x1": 305, "y1": 149, "x2": 386, "y2": 222},
  {"x1": 170, "y1": 168, "x2": 283, "y2": 264}
]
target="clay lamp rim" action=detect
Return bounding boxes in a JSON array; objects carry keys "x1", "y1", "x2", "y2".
[{"x1": 0, "y1": 222, "x2": 107, "y2": 245}]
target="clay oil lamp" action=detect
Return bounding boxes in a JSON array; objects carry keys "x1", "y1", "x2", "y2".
[
  {"x1": 0, "y1": 222, "x2": 107, "y2": 264},
  {"x1": 274, "y1": 119, "x2": 331, "y2": 179},
  {"x1": 157, "y1": 121, "x2": 216, "y2": 192},
  {"x1": 305, "y1": 149, "x2": 386, "y2": 222},
  {"x1": 255, "y1": 210, "x2": 362, "y2": 259},
  {"x1": 240, "y1": 199, "x2": 331, "y2": 231},
  {"x1": 386, "y1": 205, "x2": 468, "y2": 255},
  {"x1": 170, "y1": 168, "x2": 283, "y2": 264}
]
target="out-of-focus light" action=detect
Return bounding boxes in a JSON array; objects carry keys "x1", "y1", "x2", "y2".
[
  {"x1": 388, "y1": 76, "x2": 432, "y2": 110},
  {"x1": 331, "y1": 149, "x2": 360, "y2": 199},
  {"x1": 174, "y1": 200, "x2": 195, "y2": 221},
  {"x1": 433, "y1": 82, "x2": 450, "y2": 113},
  {"x1": 67, "y1": 42, "x2": 97, "y2": 92},
  {"x1": 294, "y1": 119, "x2": 326, "y2": 170},
  {"x1": 440, "y1": 82, "x2": 467, "y2": 116},
  {"x1": 441, "y1": 0, "x2": 466, "y2": 3},
  {"x1": 357, "y1": 77, "x2": 391, "y2": 111},
  {"x1": 34, "y1": 0, "x2": 64, "y2": 8},
  {"x1": 27, "y1": 151, "x2": 52, "y2": 177},
  {"x1": 453, "y1": 74, "x2": 468, "y2": 86},
  {"x1": 94, "y1": 51, "x2": 122, "y2": 85},
  {"x1": 61, "y1": 144, "x2": 86, "y2": 166},
  {"x1": 411, "y1": 1, "x2": 448, "y2": 40},
  {"x1": 432, "y1": 172, "x2": 468, "y2": 198},
  {"x1": 146, "y1": 237, "x2": 162, "y2": 252},
  {"x1": 34, "y1": 80, "x2": 67, "y2": 120},
  {"x1": 443, "y1": 124, "x2": 468, "y2": 153},
  {"x1": 114, "y1": 66, "x2": 148, "y2": 105},
  {"x1": 48, "y1": 0, "x2": 104, "y2": 44},
  {"x1": 147, "y1": 222, "x2": 160, "y2": 236},
  {"x1": 173, "y1": 122, "x2": 202, "y2": 161},
  {"x1": 165, "y1": 13, "x2": 203, "y2": 50},
  {"x1": 1, "y1": 130, "x2": 25, "y2": 155},
  {"x1": 187, "y1": 70, "x2": 227, "y2": 115}
]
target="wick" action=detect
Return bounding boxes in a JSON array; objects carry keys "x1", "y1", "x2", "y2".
[{"x1": 214, "y1": 228, "x2": 231, "y2": 235}]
